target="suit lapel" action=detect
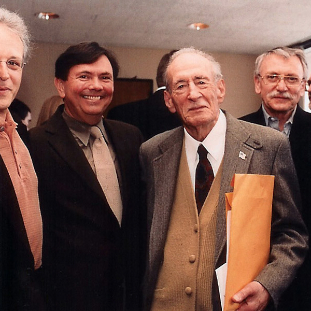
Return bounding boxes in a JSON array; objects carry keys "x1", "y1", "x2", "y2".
[
  {"x1": 215, "y1": 112, "x2": 263, "y2": 266},
  {"x1": 44, "y1": 108, "x2": 105, "y2": 200},
  {"x1": 148, "y1": 128, "x2": 184, "y2": 269}
]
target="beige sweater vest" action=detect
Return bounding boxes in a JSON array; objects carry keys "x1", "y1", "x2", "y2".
[{"x1": 151, "y1": 144, "x2": 223, "y2": 311}]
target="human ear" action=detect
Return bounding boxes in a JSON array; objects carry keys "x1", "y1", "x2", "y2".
[
  {"x1": 254, "y1": 76, "x2": 262, "y2": 94},
  {"x1": 164, "y1": 90, "x2": 176, "y2": 113},
  {"x1": 54, "y1": 78, "x2": 66, "y2": 99},
  {"x1": 217, "y1": 79, "x2": 226, "y2": 103}
]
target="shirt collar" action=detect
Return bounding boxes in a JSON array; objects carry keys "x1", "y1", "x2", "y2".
[
  {"x1": 156, "y1": 86, "x2": 166, "y2": 91},
  {"x1": 261, "y1": 103, "x2": 296, "y2": 126},
  {"x1": 184, "y1": 110, "x2": 226, "y2": 164},
  {"x1": 261, "y1": 103, "x2": 296, "y2": 137},
  {"x1": 0, "y1": 110, "x2": 17, "y2": 135},
  {"x1": 62, "y1": 109, "x2": 108, "y2": 146}
]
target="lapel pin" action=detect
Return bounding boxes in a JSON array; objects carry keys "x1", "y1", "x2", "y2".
[{"x1": 239, "y1": 151, "x2": 247, "y2": 160}]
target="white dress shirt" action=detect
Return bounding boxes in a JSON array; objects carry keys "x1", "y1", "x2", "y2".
[{"x1": 184, "y1": 110, "x2": 226, "y2": 191}]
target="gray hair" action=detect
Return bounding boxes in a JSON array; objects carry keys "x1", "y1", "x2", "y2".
[
  {"x1": 164, "y1": 47, "x2": 223, "y2": 92},
  {"x1": 0, "y1": 7, "x2": 31, "y2": 61},
  {"x1": 254, "y1": 47, "x2": 308, "y2": 80}
]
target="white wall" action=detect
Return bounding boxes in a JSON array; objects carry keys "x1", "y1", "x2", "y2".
[{"x1": 16, "y1": 42, "x2": 261, "y2": 127}]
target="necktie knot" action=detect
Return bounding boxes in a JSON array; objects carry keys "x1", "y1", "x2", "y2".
[
  {"x1": 198, "y1": 144, "x2": 208, "y2": 160},
  {"x1": 90, "y1": 126, "x2": 102, "y2": 139}
]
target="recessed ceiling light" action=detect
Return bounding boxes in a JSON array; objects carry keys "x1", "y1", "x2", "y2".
[
  {"x1": 35, "y1": 12, "x2": 59, "y2": 20},
  {"x1": 188, "y1": 23, "x2": 209, "y2": 30}
]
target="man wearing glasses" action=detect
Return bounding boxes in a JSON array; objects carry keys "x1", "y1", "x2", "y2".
[
  {"x1": 241, "y1": 46, "x2": 311, "y2": 311},
  {"x1": 0, "y1": 7, "x2": 44, "y2": 310}
]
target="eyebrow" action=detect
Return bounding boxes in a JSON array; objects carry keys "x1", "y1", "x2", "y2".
[{"x1": 75, "y1": 70, "x2": 112, "y2": 76}]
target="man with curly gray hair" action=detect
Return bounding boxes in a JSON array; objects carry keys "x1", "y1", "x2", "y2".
[{"x1": 0, "y1": 7, "x2": 45, "y2": 310}]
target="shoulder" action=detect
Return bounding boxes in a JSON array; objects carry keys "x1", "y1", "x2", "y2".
[
  {"x1": 239, "y1": 108, "x2": 262, "y2": 123},
  {"x1": 294, "y1": 106, "x2": 311, "y2": 124},
  {"x1": 104, "y1": 118, "x2": 144, "y2": 147},
  {"x1": 104, "y1": 118, "x2": 142, "y2": 136},
  {"x1": 30, "y1": 105, "x2": 65, "y2": 138},
  {"x1": 141, "y1": 126, "x2": 183, "y2": 155},
  {"x1": 227, "y1": 113, "x2": 290, "y2": 153},
  {"x1": 239, "y1": 118, "x2": 288, "y2": 142}
]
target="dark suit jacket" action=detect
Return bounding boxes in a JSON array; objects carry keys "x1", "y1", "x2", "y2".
[
  {"x1": 10, "y1": 111, "x2": 30, "y2": 149},
  {"x1": 107, "y1": 89, "x2": 182, "y2": 140},
  {"x1": 0, "y1": 156, "x2": 45, "y2": 311},
  {"x1": 140, "y1": 112, "x2": 308, "y2": 311},
  {"x1": 241, "y1": 105, "x2": 311, "y2": 311},
  {"x1": 29, "y1": 105, "x2": 145, "y2": 311}
]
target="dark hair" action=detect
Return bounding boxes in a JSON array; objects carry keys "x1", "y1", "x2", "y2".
[
  {"x1": 55, "y1": 42, "x2": 120, "y2": 81},
  {"x1": 156, "y1": 50, "x2": 178, "y2": 87},
  {"x1": 9, "y1": 98, "x2": 30, "y2": 120}
]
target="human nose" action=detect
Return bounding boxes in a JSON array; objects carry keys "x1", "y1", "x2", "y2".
[
  {"x1": 275, "y1": 76, "x2": 288, "y2": 90},
  {"x1": 187, "y1": 81, "x2": 202, "y2": 100},
  {"x1": 0, "y1": 61, "x2": 10, "y2": 81},
  {"x1": 88, "y1": 77, "x2": 103, "y2": 90}
]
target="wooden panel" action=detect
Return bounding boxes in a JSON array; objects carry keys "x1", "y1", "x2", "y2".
[{"x1": 107, "y1": 78, "x2": 153, "y2": 114}]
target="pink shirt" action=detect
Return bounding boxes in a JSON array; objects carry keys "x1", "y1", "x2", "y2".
[{"x1": 0, "y1": 110, "x2": 42, "y2": 269}]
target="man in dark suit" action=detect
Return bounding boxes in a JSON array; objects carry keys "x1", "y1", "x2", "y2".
[
  {"x1": 0, "y1": 8, "x2": 44, "y2": 310},
  {"x1": 140, "y1": 48, "x2": 308, "y2": 311},
  {"x1": 241, "y1": 47, "x2": 311, "y2": 311},
  {"x1": 30, "y1": 42, "x2": 144, "y2": 311},
  {"x1": 108, "y1": 50, "x2": 182, "y2": 140}
]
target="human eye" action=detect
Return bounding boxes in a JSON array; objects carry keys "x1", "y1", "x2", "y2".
[
  {"x1": 100, "y1": 75, "x2": 112, "y2": 81},
  {"x1": 77, "y1": 74, "x2": 90, "y2": 80},
  {"x1": 285, "y1": 76, "x2": 299, "y2": 84},
  {"x1": 266, "y1": 74, "x2": 278, "y2": 82},
  {"x1": 174, "y1": 82, "x2": 187, "y2": 93},
  {"x1": 6, "y1": 59, "x2": 21, "y2": 70},
  {"x1": 195, "y1": 79, "x2": 209, "y2": 88}
]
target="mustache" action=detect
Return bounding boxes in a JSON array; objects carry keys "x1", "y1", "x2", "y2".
[{"x1": 268, "y1": 91, "x2": 293, "y2": 100}]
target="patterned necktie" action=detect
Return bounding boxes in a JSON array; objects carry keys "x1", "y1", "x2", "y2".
[
  {"x1": 195, "y1": 144, "x2": 214, "y2": 213},
  {"x1": 90, "y1": 126, "x2": 122, "y2": 225}
]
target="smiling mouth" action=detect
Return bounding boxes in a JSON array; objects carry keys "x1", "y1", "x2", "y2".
[{"x1": 82, "y1": 95, "x2": 102, "y2": 100}]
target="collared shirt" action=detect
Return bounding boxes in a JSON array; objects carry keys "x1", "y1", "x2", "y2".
[
  {"x1": 62, "y1": 110, "x2": 121, "y2": 186},
  {"x1": 185, "y1": 110, "x2": 226, "y2": 191},
  {"x1": 0, "y1": 110, "x2": 42, "y2": 269},
  {"x1": 156, "y1": 86, "x2": 166, "y2": 91},
  {"x1": 262, "y1": 104, "x2": 296, "y2": 137}
]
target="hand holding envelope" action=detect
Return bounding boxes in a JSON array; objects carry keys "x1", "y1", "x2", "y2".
[{"x1": 221, "y1": 174, "x2": 275, "y2": 311}]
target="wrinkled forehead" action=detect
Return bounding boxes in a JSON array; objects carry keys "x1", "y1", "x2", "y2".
[
  {"x1": 167, "y1": 53, "x2": 214, "y2": 81},
  {"x1": 260, "y1": 54, "x2": 304, "y2": 76}
]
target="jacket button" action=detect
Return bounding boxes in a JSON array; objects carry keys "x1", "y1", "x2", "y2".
[
  {"x1": 189, "y1": 255, "x2": 196, "y2": 263},
  {"x1": 185, "y1": 287, "x2": 192, "y2": 295},
  {"x1": 194, "y1": 224, "x2": 199, "y2": 232}
]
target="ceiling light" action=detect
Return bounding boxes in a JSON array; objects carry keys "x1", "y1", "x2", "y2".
[
  {"x1": 188, "y1": 23, "x2": 209, "y2": 30},
  {"x1": 35, "y1": 12, "x2": 59, "y2": 20}
]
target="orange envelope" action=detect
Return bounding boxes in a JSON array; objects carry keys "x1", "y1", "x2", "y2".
[{"x1": 224, "y1": 174, "x2": 274, "y2": 311}]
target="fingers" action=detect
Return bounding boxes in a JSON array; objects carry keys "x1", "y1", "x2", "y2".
[{"x1": 231, "y1": 281, "x2": 270, "y2": 311}]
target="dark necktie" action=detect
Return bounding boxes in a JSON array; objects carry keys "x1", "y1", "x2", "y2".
[{"x1": 195, "y1": 144, "x2": 214, "y2": 213}]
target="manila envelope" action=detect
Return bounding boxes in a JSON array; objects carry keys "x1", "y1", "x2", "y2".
[{"x1": 224, "y1": 174, "x2": 274, "y2": 311}]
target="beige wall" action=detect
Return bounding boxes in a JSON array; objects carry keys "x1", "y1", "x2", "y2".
[{"x1": 16, "y1": 42, "x2": 261, "y2": 128}]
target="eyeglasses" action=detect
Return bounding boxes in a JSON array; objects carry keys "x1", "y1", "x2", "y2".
[
  {"x1": 258, "y1": 74, "x2": 304, "y2": 87},
  {"x1": 0, "y1": 59, "x2": 26, "y2": 70},
  {"x1": 306, "y1": 80, "x2": 311, "y2": 91},
  {"x1": 171, "y1": 78, "x2": 213, "y2": 95}
]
